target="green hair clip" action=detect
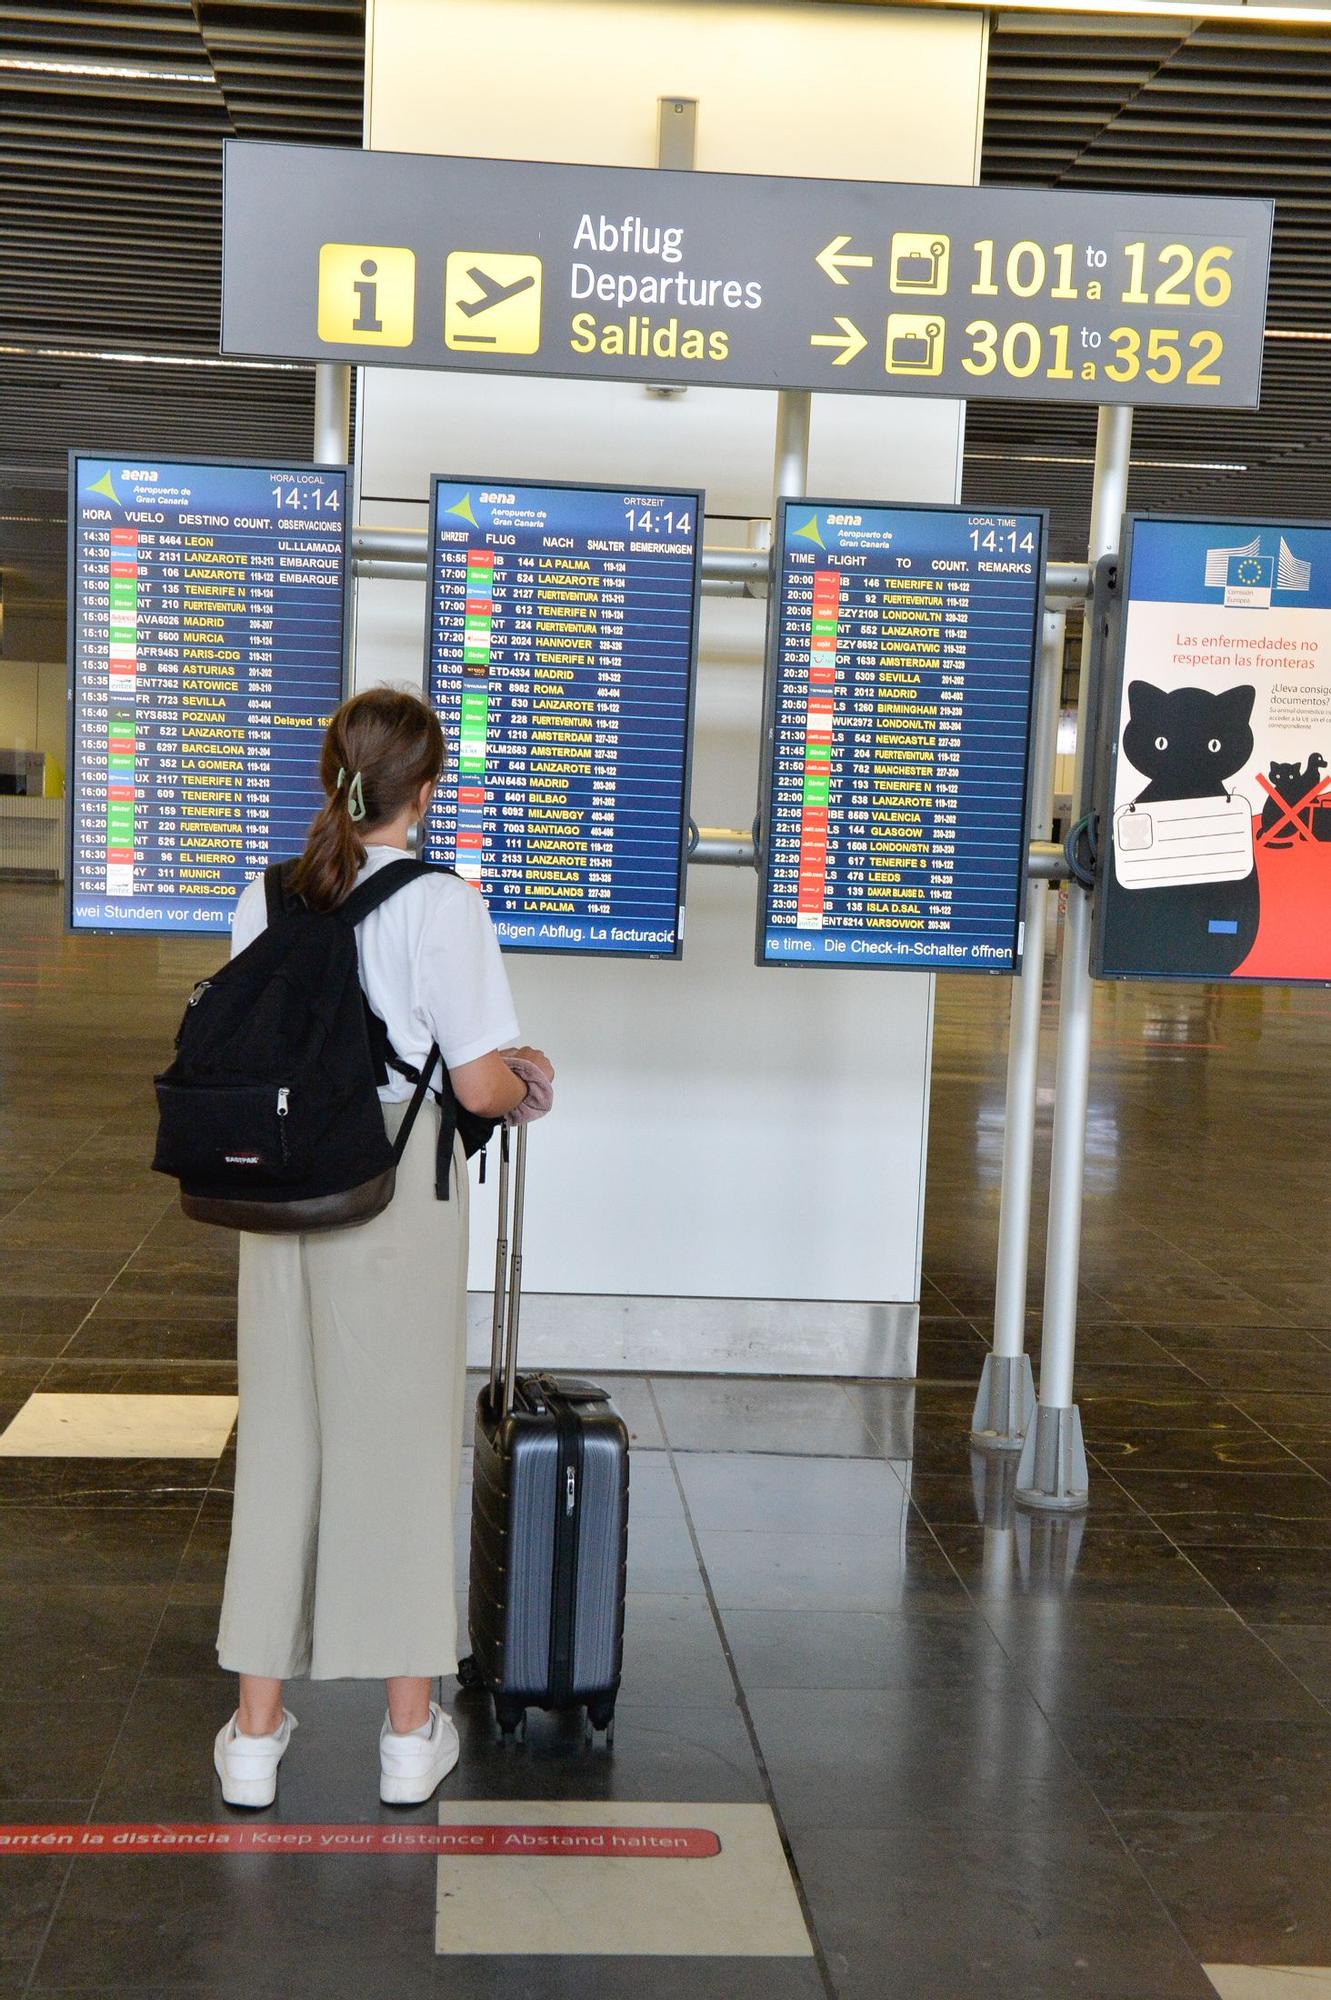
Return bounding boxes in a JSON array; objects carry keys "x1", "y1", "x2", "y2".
[{"x1": 336, "y1": 766, "x2": 367, "y2": 823}]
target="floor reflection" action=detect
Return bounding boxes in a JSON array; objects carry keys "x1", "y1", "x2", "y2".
[{"x1": 4, "y1": 884, "x2": 1331, "y2": 1994}]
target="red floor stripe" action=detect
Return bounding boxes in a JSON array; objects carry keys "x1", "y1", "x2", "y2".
[{"x1": 0, "y1": 1821, "x2": 721, "y2": 1858}]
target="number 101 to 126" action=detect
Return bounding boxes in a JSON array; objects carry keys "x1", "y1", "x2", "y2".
[{"x1": 970, "y1": 240, "x2": 1233, "y2": 309}]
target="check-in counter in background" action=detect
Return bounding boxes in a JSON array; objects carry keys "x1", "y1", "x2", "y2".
[{"x1": 0, "y1": 794, "x2": 64, "y2": 881}]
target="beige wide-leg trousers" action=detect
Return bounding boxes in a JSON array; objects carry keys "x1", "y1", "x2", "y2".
[{"x1": 217, "y1": 1100, "x2": 470, "y2": 1680}]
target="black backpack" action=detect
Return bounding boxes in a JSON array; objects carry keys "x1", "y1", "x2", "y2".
[{"x1": 151, "y1": 858, "x2": 494, "y2": 1232}]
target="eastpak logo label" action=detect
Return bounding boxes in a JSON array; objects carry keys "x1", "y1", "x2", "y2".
[{"x1": 223, "y1": 1154, "x2": 264, "y2": 1166}]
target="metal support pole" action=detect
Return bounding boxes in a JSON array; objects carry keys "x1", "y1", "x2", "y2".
[
  {"x1": 972, "y1": 609, "x2": 1066, "y2": 1450},
  {"x1": 691, "y1": 828, "x2": 757, "y2": 866},
  {"x1": 1017, "y1": 405, "x2": 1133, "y2": 1513},
  {"x1": 772, "y1": 391, "x2": 812, "y2": 509},
  {"x1": 656, "y1": 96, "x2": 698, "y2": 171},
  {"x1": 758, "y1": 390, "x2": 811, "y2": 871},
  {"x1": 1027, "y1": 843, "x2": 1071, "y2": 881},
  {"x1": 347, "y1": 524, "x2": 1087, "y2": 606},
  {"x1": 680, "y1": 833, "x2": 1069, "y2": 874},
  {"x1": 349, "y1": 528, "x2": 771, "y2": 593},
  {"x1": 313, "y1": 362, "x2": 351, "y2": 464},
  {"x1": 356, "y1": 558, "x2": 430, "y2": 582}
]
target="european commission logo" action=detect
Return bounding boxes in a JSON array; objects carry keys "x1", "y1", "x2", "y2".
[{"x1": 1204, "y1": 533, "x2": 1312, "y2": 608}]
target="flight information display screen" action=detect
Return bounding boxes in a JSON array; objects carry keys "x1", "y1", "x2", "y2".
[
  {"x1": 68, "y1": 453, "x2": 348, "y2": 934},
  {"x1": 424, "y1": 477, "x2": 702, "y2": 956},
  {"x1": 758, "y1": 499, "x2": 1045, "y2": 972}
]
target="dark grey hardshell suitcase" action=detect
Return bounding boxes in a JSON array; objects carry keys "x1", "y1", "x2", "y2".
[{"x1": 465, "y1": 1126, "x2": 629, "y2": 1741}]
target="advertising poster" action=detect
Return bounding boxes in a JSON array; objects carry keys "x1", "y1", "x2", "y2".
[{"x1": 1095, "y1": 514, "x2": 1331, "y2": 983}]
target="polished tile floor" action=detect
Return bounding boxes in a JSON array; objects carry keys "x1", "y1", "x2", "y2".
[{"x1": 4, "y1": 882, "x2": 1331, "y2": 1997}]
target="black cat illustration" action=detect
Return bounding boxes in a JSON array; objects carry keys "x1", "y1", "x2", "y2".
[
  {"x1": 1260, "y1": 752, "x2": 1330, "y2": 845},
  {"x1": 1107, "y1": 681, "x2": 1259, "y2": 978}
]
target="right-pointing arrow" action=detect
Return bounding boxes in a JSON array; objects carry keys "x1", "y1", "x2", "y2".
[{"x1": 809, "y1": 316, "x2": 867, "y2": 366}]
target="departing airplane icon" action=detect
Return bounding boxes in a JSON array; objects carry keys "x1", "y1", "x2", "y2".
[
  {"x1": 457, "y1": 267, "x2": 537, "y2": 317},
  {"x1": 444, "y1": 250, "x2": 544, "y2": 354}
]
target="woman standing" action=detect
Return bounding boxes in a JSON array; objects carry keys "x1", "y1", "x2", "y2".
[{"x1": 211, "y1": 686, "x2": 553, "y2": 1808}]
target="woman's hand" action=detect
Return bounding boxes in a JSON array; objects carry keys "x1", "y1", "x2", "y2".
[
  {"x1": 450, "y1": 1050, "x2": 529, "y2": 1118},
  {"x1": 506, "y1": 1044, "x2": 554, "y2": 1084}
]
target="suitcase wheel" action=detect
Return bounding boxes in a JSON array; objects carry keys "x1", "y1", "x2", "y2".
[
  {"x1": 584, "y1": 1696, "x2": 616, "y2": 1746},
  {"x1": 494, "y1": 1695, "x2": 527, "y2": 1743},
  {"x1": 455, "y1": 1654, "x2": 485, "y2": 1694}
]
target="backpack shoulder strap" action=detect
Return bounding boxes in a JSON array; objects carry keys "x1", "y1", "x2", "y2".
[
  {"x1": 339, "y1": 858, "x2": 457, "y2": 927},
  {"x1": 263, "y1": 859, "x2": 301, "y2": 925}
]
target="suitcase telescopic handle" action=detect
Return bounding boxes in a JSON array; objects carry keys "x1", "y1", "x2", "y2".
[
  {"x1": 487, "y1": 1125, "x2": 511, "y2": 1412},
  {"x1": 500, "y1": 1124, "x2": 529, "y2": 1418},
  {"x1": 486, "y1": 1124, "x2": 529, "y2": 1419}
]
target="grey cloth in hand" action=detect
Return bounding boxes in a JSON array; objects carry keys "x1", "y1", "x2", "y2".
[{"x1": 501, "y1": 1052, "x2": 554, "y2": 1127}]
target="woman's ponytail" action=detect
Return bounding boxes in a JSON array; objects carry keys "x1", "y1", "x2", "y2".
[
  {"x1": 291, "y1": 789, "x2": 367, "y2": 913},
  {"x1": 290, "y1": 687, "x2": 444, "y2": 911}
]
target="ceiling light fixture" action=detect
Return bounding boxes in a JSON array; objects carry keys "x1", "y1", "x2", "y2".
[
  {"x1": 967, "y1": 452, "x2": 1249, "y2": 471},
  {"x1": 0, "y1": 343, "x2": 303, "y2": 373},
  {"x1": 0, "y1": 55, "x2": 215, "y2": 85},
  {"x1": 917, "y1": 0, "x2": 1331, "y2": 24}
]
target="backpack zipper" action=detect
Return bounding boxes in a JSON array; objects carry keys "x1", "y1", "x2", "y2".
[
  {"x1": 276, "y1": 1087, "x2": 290, "y2": 1164},
  {"x1": 175, "y1": 978, "x2": 213, "y2": 1046}
]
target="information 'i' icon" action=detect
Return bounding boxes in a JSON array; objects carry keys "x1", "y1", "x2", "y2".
[
  {"x1": 317, "y1": 243, "x2": 416, "y2": 347},
  {"x1": 353, "y1": 259, "x2": 381, "y2": 333}
]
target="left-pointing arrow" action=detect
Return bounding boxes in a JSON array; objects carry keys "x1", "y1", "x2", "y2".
[
  {"x1": 809, "y1": 317, "x2": 868, "y2": 366},
  {"x1": 816, "y1": 235, "x2": 875, "y2": 285}
]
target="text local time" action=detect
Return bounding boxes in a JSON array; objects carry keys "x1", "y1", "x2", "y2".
[{"x1": 221, "y1": 144, "x2": 1273, "y2": 408}]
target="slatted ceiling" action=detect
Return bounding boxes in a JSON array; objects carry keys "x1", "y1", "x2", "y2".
[
  {"x1": 0, "y1": 355, "x2": 317, "y2": 468},
  {"x1": 0, "y1": 0, "x2": 363, "y2": 552},
  {"x1": 964, "y1": 11, "x2": 1331, "y2": 559},
  {"x1": 194, "y1": 0, "x2": 366, "y2": 142},
  {"x1": 2, "y1": 5, "x2": 1330, "y2": 582},
  {"x1": 1, "y1": 6, "x2": 224, "y2": 369},
  {"x1": 0, "y1": 3, "x2": 204, "y2": 58}
]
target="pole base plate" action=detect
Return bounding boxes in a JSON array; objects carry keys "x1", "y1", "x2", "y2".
[
  {"x1": 970, "y1": 1352, "x2": 1035, "y2": 1452},
  {"x1": 1015, "y1": 1402, "x2": 1090, "y2": 1512}
]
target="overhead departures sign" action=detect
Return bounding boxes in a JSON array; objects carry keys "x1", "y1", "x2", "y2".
[
  {"x1": 758, "y1": 500, "x2": 1044, "y2": 972},
  {"x1": 424, "y1": 478, "x2": 701, "y2": 957},
  {"x1": 221, "y1": 142, "x2": 1273, "y2": 409},
  {"x1": 67, "y1": 454, "x2": 348, "y2": 935}
]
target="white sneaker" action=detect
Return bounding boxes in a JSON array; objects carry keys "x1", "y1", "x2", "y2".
[
  {"x1": 379, "y1": 1700, "x2": 460, "y2": 1805},
  {"x1": 213, "y1": 1709, "x2": 297, "y2": 1809}
]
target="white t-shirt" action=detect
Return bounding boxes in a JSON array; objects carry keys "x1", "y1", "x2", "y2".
[{"x1": 230, "y1": 846, "x2": 520, "y2": 1102}]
